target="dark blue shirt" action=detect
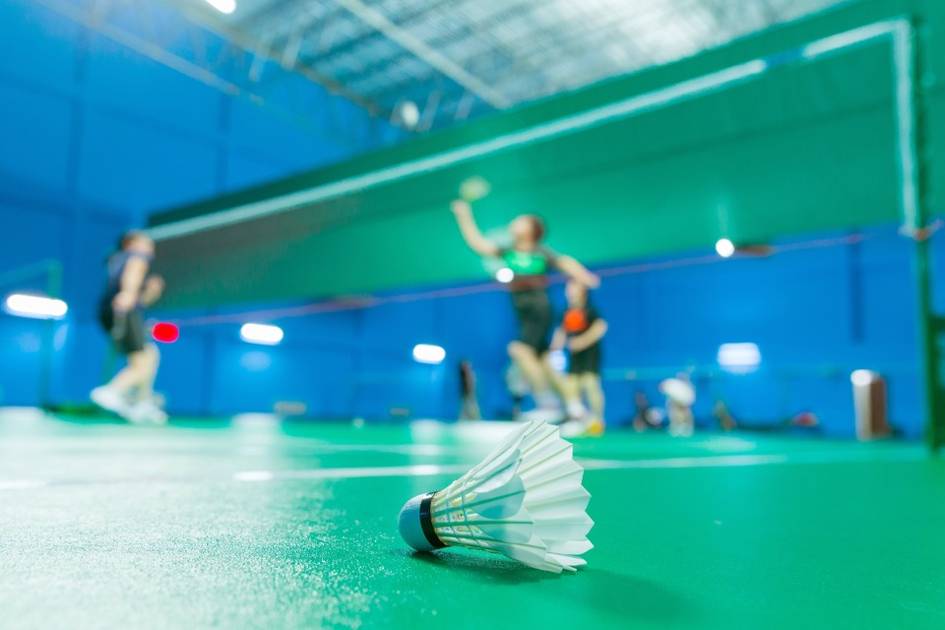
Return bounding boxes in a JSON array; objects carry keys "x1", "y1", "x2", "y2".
[{"x1": 103, "y1": 251, "x2": 152, "y2": 305}]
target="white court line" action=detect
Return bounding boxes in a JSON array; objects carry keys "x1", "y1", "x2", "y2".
[
  {"x1": 233, "y1": 464, "x2": 471, "y2": 482},
  {"x1": 1, "y1": 448, "x2": 921, "y2": 490},
  {"x1": 0, "y1": 480, "x2": 48, "y2": 491},
  {"x1": 232, "y1": 449, "x2": 922, "y2": 483},
  {"x1": 580, "y1": 454, "x2": 790, "y2": 470}
]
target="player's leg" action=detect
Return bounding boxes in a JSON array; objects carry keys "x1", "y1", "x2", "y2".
[
  {"x1": 507, "y1": 341, "x2": 549, "y2": 392},
  {"x1": 508, "y1": 342, "x2": 564, "y2": 421},
  {"x1": 127, "y1": 342, "x2": 166, "y2": 423},
  {"x1": 92, "y1": 306, "x2": 136, "y2": 414},
  {"x1": 509, "y1": 303, "x2": 564, "y2": 421},
  {"x1": 138, "y1": 342, "x2": 160, "y2": 402},
  {"x1": 579, "y1": 372, "x2": 606, "y2": 435},
  {"x1": 92, "y1": 309, "x2": 165, "y2": 423},
  {"x1": 555, "y1": 350, "x2": 588, "y2": 421}
]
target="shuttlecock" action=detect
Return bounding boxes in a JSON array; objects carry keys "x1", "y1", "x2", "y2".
[
  {"x1": 459, "y1": 176, "x2": 491, "y2": 202},
  {"x1": 398, "y1": 420, "x2": 593, "y2": 573}
]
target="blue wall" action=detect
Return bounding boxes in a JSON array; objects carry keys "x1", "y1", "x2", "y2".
[
  {"x1": 0, "y1": 0, "x2": 941, "y2": 441},
  {"x1": 140, "y1": 224, "x2": 939, "y2": 440},
  {"x1": 0, "y1": 0, "x2": 400, "y2": 405}
]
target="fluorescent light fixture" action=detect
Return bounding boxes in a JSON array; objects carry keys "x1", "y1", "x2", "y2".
[
  {"x1": 413, "y1": 343, "x2": 446, "y2": 365},
  {"x1": 851, "y1": 369, "x2": 877, "y2": 387},
  {"x1": 495, "y1": 267, "x2": 515, "y2": 284},
  {"x1": 717, "y1": 342, "x2": 761, "y2": 372},
  {"x1": 204, "y1": 0, "x2": 236, "y2": 14},
  {"x1": 715, "y1": 238, "x2": 736, "y2": 258},
  {"x1": 240, "y1": 323, "x2": 283, "y2": 346},
  {"x1": 4, "y1": 293, "x2": 68, "y2": 320}
]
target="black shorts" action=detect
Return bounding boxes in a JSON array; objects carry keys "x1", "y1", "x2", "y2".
[
  {"x1": 569, "y1": 344, "x2": 601, "y2": 375},
  {"x1": 511, "y1": 290, "x2": 553, "y2": 355},
  {"x1": 99, "y1": 303, "x2": 146, "y2": 355}
]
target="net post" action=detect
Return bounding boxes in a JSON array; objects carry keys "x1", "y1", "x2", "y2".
[{"x1": 894, "y1": 19, "x2": 945, "y2": 452}]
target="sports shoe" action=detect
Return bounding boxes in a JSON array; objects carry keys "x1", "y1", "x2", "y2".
[
  {"x1": 127, "y1": 399, "x2": 168, "y2": 425},
  {"x1": 521, "y1": 406, "x2": 566, "y2": 425},
  {"x1": 559, "y1": 416, "x2": 605, "y2": 438},
  {"x1": 566, "y1": 400, "x2": 588, "y2": 421},
  {"x1": 584, "y1": 417, "x2": 605, "y2": 437},
  {"x1": 91, "y1": 386, "x2": 132, "y2": 417}
]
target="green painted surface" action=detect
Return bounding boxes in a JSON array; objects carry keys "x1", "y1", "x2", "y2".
[
  {"x1": 2, "y1": 409, "x2": 944, "y2": 628},
  {"x1": 149, "y1": 0, "x2": 945, "y2": 308}
]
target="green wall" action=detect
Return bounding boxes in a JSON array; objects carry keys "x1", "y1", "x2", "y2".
[{"x1": 151, "y1": 0, "x2": 945, "y2": 308}]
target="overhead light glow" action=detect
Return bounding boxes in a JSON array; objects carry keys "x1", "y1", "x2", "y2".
[
  {"x1": 717, "y1": 342, "x2": 761, "y2": 372},
  {"x1": 204, "y1": 0, "x2": 237, "y2": 14},
  {"x1": 548, "y1": 349, "x2": 567, "y2": 372},
  {"x1": 715, "y1": 238, "x2": 736, "y2": 258},
  {"x1": 397, "y1": 101, "x2": 420, "y2": 129},
  {"x1": 413, "y1": 343, "x2": 446, "y2": 365},
  {"x1": 4, "y1": 294, "x2": 68, "y2": 320},
  {"x1": 240, "y1": 323, "x2": 284, "y2": 346},
  {"x1": 496, "y1": 267, "x2": 515, "y2": 284},
  {"x1": 151, "y1": 322, "x2": 180, "y2": 344}
]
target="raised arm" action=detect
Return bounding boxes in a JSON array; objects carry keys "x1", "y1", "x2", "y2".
[
  {"x1": 555, "y1": 255, "x2": 600, "y2": 289},
  {"x1": 450, "y1": 200, "x2": 500, "y2": 258}
]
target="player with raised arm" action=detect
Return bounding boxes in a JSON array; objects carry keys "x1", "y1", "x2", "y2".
[{"x1": 451, "y1": 198, "x2": 599, "y2": 422}]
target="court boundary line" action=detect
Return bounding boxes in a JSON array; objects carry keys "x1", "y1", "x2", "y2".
[
  {"x1": 0, "y1": 447, "x2": 923, "y2": 491},
  {"x1": 147, "y1": 19, "x2": 916, "y2": 241}
]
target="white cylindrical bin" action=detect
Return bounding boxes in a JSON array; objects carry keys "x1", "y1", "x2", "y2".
[{"x1": 851, "y1": 370, "x2": 890, "y2": 440}]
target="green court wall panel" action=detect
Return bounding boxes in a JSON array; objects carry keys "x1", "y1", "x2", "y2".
[{"x1": 151, "y1": 0, "x2": 944, "y2": 307}]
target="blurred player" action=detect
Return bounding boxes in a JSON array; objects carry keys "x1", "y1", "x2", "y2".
[
  {"x1": 552, "y1": 280, "x2": 608, "y2": 436},
  {"x1": 451, "y1": 199, "x2": 599, "y2": 422},
  {"x1": 91, "y1": 231, "x2": 167, "y2": 423},
  {"x1": 505, "y1": 363, "x2": 530, "y2": 420},
  {"x1": 632, "y1": 389, "x2": 664, "y2": 432},
  {"x1": 458, "y1": 360, "x2": 482, "y2": 420},
  {"x1": 660, "y1": 374, "x2": 696, "y2": 437}
]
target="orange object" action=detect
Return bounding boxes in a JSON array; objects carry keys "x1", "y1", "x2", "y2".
[{"x1": 563, "y1": 308, "x2": 587, "y2": 333}]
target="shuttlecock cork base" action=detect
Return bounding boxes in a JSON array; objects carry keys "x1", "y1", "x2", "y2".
[
  {"x1": 398, "y1": 492, "x2": 446, "y2": 552},
  {"x1": 397, "y1": 419, "x2": 593, "y2": 573}
]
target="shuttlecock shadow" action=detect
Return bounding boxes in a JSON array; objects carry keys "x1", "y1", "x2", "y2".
[
  {"x1": 403, "y1": 551, "x2": 692, "y2": 623},
  {"x1": 406, "y1": 549, "x2": 560, "y2": 584},
  {"x1": 582, "y1": 568, "x2": 694, "y2": 624}
]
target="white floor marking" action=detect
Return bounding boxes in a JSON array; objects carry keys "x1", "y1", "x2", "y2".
[
  {"x1": 233, "y1": 464, "x2": 471, "y2": 482},
  {"x1": 233, "y1": 470, "x2": 275, "y2": 482},
  {"x1": 0, "y1": 479, "x2": 48, "y2": 491},
  {"x1": 1, "y1": 445, "x2": 922, "y2": 490},
  {"x1": 580, "y1": 454, "x2": 790, "y2": 470},
  {"x1": 231, "y1": 448, "x2": 923, "y2": 483}
]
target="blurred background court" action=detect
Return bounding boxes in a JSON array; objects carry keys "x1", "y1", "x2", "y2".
[{"x1": 1, "y1": 0, "x2": 945, "y2": 627}]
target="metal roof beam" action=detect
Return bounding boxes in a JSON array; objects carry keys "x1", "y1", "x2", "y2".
[
  {"x1": 331, "y1": 0, "x2": 511, "y2": 109},
  {"x1": 161, "y1": 0, "x2": 385, "y2": 115},
  {"x1": 296, "y1": 0, "x2": 458, "y2": 69},
  {"x1": 328, "y1": 1, "x2": 535, "y2": 86}
]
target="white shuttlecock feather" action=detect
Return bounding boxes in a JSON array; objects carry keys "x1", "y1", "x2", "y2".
[{"x1": 398, "y1": 420, "x2": 593, "y2": 573}]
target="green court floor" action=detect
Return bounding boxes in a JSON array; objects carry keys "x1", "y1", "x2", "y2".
[{"x1": 1, "y1": 408, "x2": 943, "y2": 629}]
